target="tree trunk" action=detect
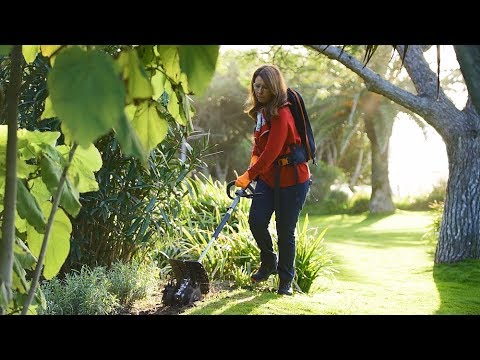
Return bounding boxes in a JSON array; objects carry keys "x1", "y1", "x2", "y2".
[
  {"x1": 435, "y1": 137, "x2": 480, "y2": 262},
  {"x1": 0, "y1": 45, "x2": 22, "y2": 314},
  {"x1": 365, "y1": 117, "x2": 395, "y2": 213},
  {"x1": 309, "y1": 45, "x2": 480, "y2": 262}
]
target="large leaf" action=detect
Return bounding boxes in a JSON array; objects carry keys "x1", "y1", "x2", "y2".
[
  {"x1": 157, "y1": 46, "x2": 181, "y2": 83},
  {"x1": 48, "y1": 46, "x2": 125, "y2": 146},
  {"x1": 179, "y1": 45, "x2": 219, "y2": 96},
  {"x1": 164, "y1": 81, "x2": 182, "y2": 125},
  {"x1": 26, "y1": 202, "x2": 71, "y2": 280},
  {"x1": 57, "y1": 143, "x2": 102, "y2": 192},
  {"x1": 14, "y1": 238, "x2": 37, "y2": 271},
  {"x1": 115, "y1": 110, "x2": 145, "y2": 160},
  {"x1": 131, "y1": 101, "x2": 169, "y2": 154},
  {"x1": 151, "y1": 71, "x2": 165, "y2": 100},
  {"x1": 40, "y1": 145, "x2": 81, "y2": 217},
  {"x1": 117, "y1": 50, "x2": 153, "y2": 102},
  {"x1": 22, "y1": 45, "x2": 39, "y2": 64},
  {"x1": 28, "y1": 177, "x2": 52, "y2": 204},
  {"x1": 16, "y1": 178, "x2": 47, "y2": 234},
  {"x1": 40, "y1": 96, "x2": 56, "y2": 120},
  {"x1": 40, "y1": 45, "x2": 62, "y2": 58}
]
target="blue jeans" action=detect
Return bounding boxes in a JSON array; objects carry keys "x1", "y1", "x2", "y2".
[{"x1": 248, "y1": 177, "x2": 311, "y2": 283}]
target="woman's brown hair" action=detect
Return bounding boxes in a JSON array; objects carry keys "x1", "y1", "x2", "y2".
[{"x1": 244, "y1": 64, "x2": 288, "y2": 121}]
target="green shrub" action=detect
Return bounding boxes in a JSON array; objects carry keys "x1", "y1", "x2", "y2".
[
  {"x1": 317, "y1": 189, "x2": 350, "y2": 214},
  {"x1": 348, "y1": 193, "x2": 370, "y2": 214},
  {"x1": 40, "y1": 261, "x2": 161, "y2": 315},
  {"x1": 422, "y1": 200, "x2": 444, "y2": 250},
  {"x1": 305, "y1": 162, "x2": 345, "y2": 206},
  {"x1": 295, "y1": 214, "x2": 336, "y2": 293},
  {"x1": 396, "y1": 179, "x2": 447, "y2": 211},
  {"x1": 107, "y1": 261, "x2": 159, "y2": 307},
  {"x1": 40, "y1": 266, "x2": 119, "y2": 315}
]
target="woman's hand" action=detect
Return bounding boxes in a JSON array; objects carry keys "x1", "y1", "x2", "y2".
[{"x1": 235, "y1": 171, "x2": 251, "y2": 188}]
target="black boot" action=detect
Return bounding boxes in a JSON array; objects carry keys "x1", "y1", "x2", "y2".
[
  {"x1": 277, "y1": 280, "x2": 293, "y2": 296},
  {"x1": 251, "y1": 264, "x2": 277, "y2": 283}
]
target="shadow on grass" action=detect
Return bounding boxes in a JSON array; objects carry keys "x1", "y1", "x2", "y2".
[
  {"x1": 432, "y1": 260, "x2": 480, "y2": 314},
  {"x1": 187, "y1": 287, "x2": 278, "y2": 315}
]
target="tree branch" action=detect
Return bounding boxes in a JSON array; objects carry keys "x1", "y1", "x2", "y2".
[
  {"x1": 308, "y1": 45, "x2": 467, "y2": 138},
  {"x1": 21, "y1": 142, "x2": 78, "y2": 315}
]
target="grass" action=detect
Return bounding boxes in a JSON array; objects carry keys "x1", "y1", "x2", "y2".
[{"x1": 172, "y1": 210, "x2": 480, "y2": 315}]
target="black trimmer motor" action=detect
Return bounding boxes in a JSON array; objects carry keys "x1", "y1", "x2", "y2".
[
  {"x1": 161, "y1": 181, "x2": 258, "y2": 307},
  {"x1": 161, "y1": 259, "x2": 209, "y2": 306}
]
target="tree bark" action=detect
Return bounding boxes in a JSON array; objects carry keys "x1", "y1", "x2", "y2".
[{"x1": 309, "y1": 45, "x2": 480, "y2": 263}]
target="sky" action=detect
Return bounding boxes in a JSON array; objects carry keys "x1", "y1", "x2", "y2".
[{"x1": 220, "y1": 45, "x2": 462, "y2": 197}]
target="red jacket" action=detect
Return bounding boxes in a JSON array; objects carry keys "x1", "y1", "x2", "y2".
[{"x1": 247, "y1": 105, "x2": 310, "y2": 188}]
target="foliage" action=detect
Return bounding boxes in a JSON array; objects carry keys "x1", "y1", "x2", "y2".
[
  {"x1": 395, "y1": 179, "x2": 447, "y2": 211},
  {"x1": 106, "y1": 260, "x2": 159, "y2": 308},
  {"x1": 40, "y1": 266, "x2": 119, "y2": 315},
  {"x1": 66, "y1": 125, "x2": 213, "y2": 271},
  {"x1": 0, "y1": 45, "x2": 220, "y2": 314},
  {"x1": 305, "y1": 161, "x2": 345, "y2": 205},
  {"x1": 422, "y1": 201, "x2": 444, "y2": 250},
  {"x1": 157, "y1": 177, "x2": 335, "y2": 293},
  {"x1": 348, "y1": 192, "x2": 371, "y2": 214},
  {"x1": 193, "y1": 67, "x2": 252, "y2": 181},
  {"x1": 295, "y1": 215, "x2": 335, "y2": 293},
  {"x1": 40, "y1": 260, "x2": 160, "y2": 314}
]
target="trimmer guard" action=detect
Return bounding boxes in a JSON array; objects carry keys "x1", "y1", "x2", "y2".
[{"x1": 169, "y1": 258, "x2": 210, "y2": 294}]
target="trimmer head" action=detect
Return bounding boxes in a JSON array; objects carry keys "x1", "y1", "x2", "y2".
[{"x1": 161, "y1": 259, "x2": 210, "y2": 307}]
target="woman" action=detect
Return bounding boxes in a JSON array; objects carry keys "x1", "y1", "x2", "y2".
[{"x1": 235, "y1": 64, "x2": 311, "y2": 295}]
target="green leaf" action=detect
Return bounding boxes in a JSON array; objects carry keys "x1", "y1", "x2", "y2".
[
  {"x1": 57, "y1": 143, "x2": 102, "y2": 193},
  {"x1": 117, "y1": 50, "x2": 153, "y2": 102},
  {"x1": 164, "y1": 81, "x2": 182, "y2": 125},
  {"x1": 14, "y1": 238, "x2": 37, "y2": 271},
  {"x1": 131, "y1": 101, "x2": 169, "y2": 154},
  {"x1": 48, "y1": 46, "x2": 125, "y2": 146},
  {"x1": 157, "y1": 46, "x2": 181, "y2": 83},
  {"x1": 16, "y1": 178, "x2": 47, "y2": 233},
  {"x1": 12, "y1": 256, "x2": 29, "y2": 292},
  {"x1": 17, "y1": 159, "x2": 37, "y2": 179},
  {"x1": 18, "y1": 128, "x2": 60, "y2": 147},
  {"x1": 151, "y1": 71, "x2": 165, "y2": 100},
  {"x1": 114, "y1": 110, "x2": 145, "y2": 160},
  {"x1": 40, "y1": 45, "x2": 62, "y2": 57},
  {"x1": 22, "y1": 45, "x2": 39, "y2": 64},
  {"x1": 0, "y1": 45, "x2": 13, "y2": 56},
  {"x1": 178, "y1": 45, "x2": 219, "y2": 96},
  {"x1": 29, "y1": 177, "x2": 52, "y2": 204},
  {"x1": 26, "y1": 202, "x2": 72, "y2": 280},
  {"x1": 40, "y1": 146, "x2": 81, "y2": 217},
  {"x1": 41, "y1": 96, "x2": 56, "y2": 120}
]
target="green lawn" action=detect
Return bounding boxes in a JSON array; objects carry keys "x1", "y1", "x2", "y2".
[{"x1": 183, "y1": 210, "x2": 480, "y2": 315}]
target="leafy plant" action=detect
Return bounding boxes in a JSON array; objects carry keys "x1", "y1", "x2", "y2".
[
  {"x1": 0, "y1": 45, "x2": 220, "y2": 314},
  {"x1": 295, "y1": 214, "x2": 335, "y2": 293}
]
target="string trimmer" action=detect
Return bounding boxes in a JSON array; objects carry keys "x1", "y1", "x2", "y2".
[{"x1": 161, "y1": 180, "x2": 258, "y2": 307}]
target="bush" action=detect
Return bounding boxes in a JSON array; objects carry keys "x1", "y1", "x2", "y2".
[
  {"x1": 40, "y1": 266, "x2": 119, "y2": 315},
  {"x1": 40, "y1": 261, "x2": 160, "y2": 315},
  {"x1": 396, "y1": 179, "x2": 447, "y2": 211},
  {"x1": 295, "y1": 215, "x2": 336, "y2": 293},
  {"x1": 305, "y1": 162, "x2": 345, "y2": 206},
  {"x1": 422, "y1": 200, "x2": 444, "y2": 250},
  {"x1": 348, "y1": 193, "x2": 370, "y2": 214},
  {"x1": 107, "y1": 261, "x2": 159, "y2": 307}
]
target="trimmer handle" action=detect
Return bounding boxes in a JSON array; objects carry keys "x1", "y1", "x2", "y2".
[{"x1": 226, "y1": 180, "x2": 259, "y2": 200}]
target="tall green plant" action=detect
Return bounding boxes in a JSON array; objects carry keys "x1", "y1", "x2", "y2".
[{"x1": 0, "y1": 45, "x2": 220, "y2": 314}]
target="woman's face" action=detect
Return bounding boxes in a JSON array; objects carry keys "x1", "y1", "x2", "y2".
[{"x1": 253, "y1": 76, "x2": 273, "y2": 104}]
